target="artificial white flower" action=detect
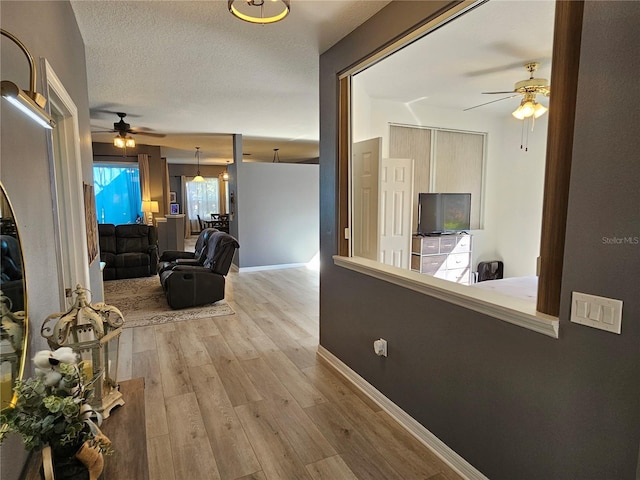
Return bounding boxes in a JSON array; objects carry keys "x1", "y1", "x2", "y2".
[{"x1": 33, "y1": 347, "x2": 79, "y2": 386}]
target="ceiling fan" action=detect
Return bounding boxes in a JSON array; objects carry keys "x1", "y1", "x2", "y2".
[
  {"x1": 110, "y1": 112, "x2": 166, "y2": 138},
  {"x1": 464, "y1": 62, "x2": 550, "y2": 119},
  {"x1": 93, "y1": 112, "x2": 166, "y2": 148}
]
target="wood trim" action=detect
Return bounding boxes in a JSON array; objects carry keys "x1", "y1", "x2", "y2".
[
  {"x1": 337, "y1": 1, "x2": 584, "y2": 317},
  {"x1": 338, "y1": 76, "x2": 350, "y2": 256},
  {"x1": 334, "y1": 255, "x2": 559, "y2": 338},
  {"x1": 537, "y1": 0, "x2": 584, "y2": 316},
  {"x1": 317, "y1": 345, "x2": 490, "y2": 480}
]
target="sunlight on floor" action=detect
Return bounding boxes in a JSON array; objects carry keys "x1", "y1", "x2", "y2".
[{"x1": 306, "y1": 251, "x2": 320, "y2": 271}]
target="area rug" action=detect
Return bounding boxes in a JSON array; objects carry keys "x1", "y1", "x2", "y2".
[{"x1": 103, "y1": 275, "x2": 234, "y2": 329}]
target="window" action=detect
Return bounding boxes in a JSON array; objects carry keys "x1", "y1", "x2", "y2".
[
  {"x1": 185, "y1": 177, "x2": 220, "y2": 224},
  {"x1": 93, "y1": 164, "x2": 141, "y2": 224},
  {"x1": 350, "y1": 1, "x2": 549, "y2": 281},
  {"x1": 334, "y1": 0, "x2": 584, "y2": 334}
]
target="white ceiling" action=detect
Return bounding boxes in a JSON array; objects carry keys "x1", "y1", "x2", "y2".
[
  {"x1": 71, "y1": 0, "x2": 391, "y2": 164},
  {"x1": 72, "y1": 0, "x2": 555, "y2": 165},
  {"x1": 355, "y1": 0, "x2": 555, "y2": 116}
]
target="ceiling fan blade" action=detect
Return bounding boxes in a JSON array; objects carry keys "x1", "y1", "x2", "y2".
[
  {"x1": 90, "y1": 107, "x2": 142, "y2": 119},
  {"x1": 464, "y1": 60, "x2": 532, "y2": 78},
  {"x1": 463, "y1": 94, "x2": 521, "y2": 112},
  {"x1": 131, "y1": 131, "x2": 166, "y2": 138},
  {"x1": 482, "y1": 90, "x2": 517, "y2": 95}
]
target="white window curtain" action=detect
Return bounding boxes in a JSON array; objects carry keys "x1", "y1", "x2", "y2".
[
  {"x1": 185, "y1": 177, "x2": 220, "y2": 233},
  {"x1": 218, "y1": 173, "x2": 227, "y2": 215}
]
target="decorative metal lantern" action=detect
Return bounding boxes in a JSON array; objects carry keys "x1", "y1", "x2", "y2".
[
  {"x1": 41, "y1": 284, "x2": 125, "y2": 418},
  {"x1": 0, "y1": 290, "x2": 26, "y2": 408}
]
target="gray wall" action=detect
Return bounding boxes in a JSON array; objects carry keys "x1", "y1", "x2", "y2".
[
  {"x1": 319, "y1": 2, "x2": 640, "y2": 479},
  {"x1": 236, "y1": 161, "x2": 319, "y2": 269},
  {"x1": 0, "y1": 1, "x2": 94, "y2": 478}
]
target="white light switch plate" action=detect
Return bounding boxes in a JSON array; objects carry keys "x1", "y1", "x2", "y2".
[{"x1": 571, "y1": 292, "x2": 623, "y2": 334}]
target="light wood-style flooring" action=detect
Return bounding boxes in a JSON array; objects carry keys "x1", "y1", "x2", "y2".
[{"x1": 115, "y1": 264, "x2": 464, "y2": 480}]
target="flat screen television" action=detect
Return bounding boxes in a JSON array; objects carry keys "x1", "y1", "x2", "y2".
[{"x1": 417, "y1": 193, "x2": 471, "y2": 235}]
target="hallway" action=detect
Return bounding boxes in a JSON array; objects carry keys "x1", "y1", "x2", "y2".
[{"x1": 114, "y1": 267, "x2": 463, "y2": 479}]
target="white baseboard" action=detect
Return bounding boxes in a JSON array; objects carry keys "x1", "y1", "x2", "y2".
[
  {"x1": 317, "y1": 345, "x2": 489, "y2": 480},
  {"x1": 238, "y1": 262, "x2": 307, "y2": 272}
]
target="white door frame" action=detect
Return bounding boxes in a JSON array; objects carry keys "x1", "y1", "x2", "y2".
[{"x1": 42, "y1": 59, "x2": 90, "y2": 307}]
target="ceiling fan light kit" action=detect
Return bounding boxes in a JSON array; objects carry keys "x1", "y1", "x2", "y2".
[
  {"x1": 467, "y1": 62, "x2": 550, "y2": 121},
  {"x1": 228, "y1": 0, "x2": 290, "y2": 24},
  {"x1": 511, "y1": 93, "x2": 548, "y2": 120},
  {"x1": 113, "y1": 133, "x2": 135, "y2": 149},
  {"x1": 99, "y1": 112, "x2": 166, "y2": 147}
]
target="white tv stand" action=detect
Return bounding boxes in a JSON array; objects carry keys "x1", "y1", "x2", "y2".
[{"x1": 410, "y1": 233, "x2": 473, "y2": 285}]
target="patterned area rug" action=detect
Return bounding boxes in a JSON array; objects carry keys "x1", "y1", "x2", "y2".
[{"x1": 103, "y1": 275, "x2": 234, "y2": 329}]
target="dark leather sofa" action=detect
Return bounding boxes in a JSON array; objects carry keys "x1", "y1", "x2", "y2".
[
  {"x1": 98, "y1": 224, "x2": 159, "y2": 280},
  {"x1": 160, "y1": 230, "x2": 238, "y2": 309}
]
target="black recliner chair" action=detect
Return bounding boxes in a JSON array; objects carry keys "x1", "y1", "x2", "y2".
[
  {"x1": 160, "y1": 231, "x2": 239, "y2": 309},
  {"x1": 157, "y1": 228, "x2": 218, "y2": 278}
]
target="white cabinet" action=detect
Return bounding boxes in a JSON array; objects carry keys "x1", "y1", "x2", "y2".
[{"x1": 411, "y1": 234, "x2": 472, "y2": 285}]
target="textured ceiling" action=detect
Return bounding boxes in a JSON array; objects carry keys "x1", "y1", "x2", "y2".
[
  {"x1": 71, "y1": 0, "x2": 391, "y2": 164},
  {"x1": 73, "y1": 0, "x2": 555, "y2": 165}
]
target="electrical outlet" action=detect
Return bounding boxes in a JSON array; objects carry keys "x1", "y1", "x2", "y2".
[
  {"x1": 571, "y1": 292, "x2": 623, "y2": 334},
  {"x1": 373, "y1": 338, "x2": 387, "y2": 357}
]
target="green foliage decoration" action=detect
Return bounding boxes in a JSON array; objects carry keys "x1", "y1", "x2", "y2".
[{"x1": 0, "y1": 351, "x2": 111, "y2": 455}]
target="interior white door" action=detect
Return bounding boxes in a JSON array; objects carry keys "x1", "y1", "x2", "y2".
[
  {"x1": 352, "y1": 138, "x2": 381, "y2": 260},
  {"x1": 379, "y1": 158, "x2": 414, "y2": 268}
]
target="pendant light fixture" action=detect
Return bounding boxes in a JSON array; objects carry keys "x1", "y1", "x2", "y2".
[
  {"x1": 272, "y1": 148, "x2": 280, "y2": 163},
  {"x1": 193, "y1": 147, "x2": 205, "y2": 182},
  {"x1": 228, "y1": 0, "x2": 290, "y2": 24},
  {"x1": 1, "y1": 29, "x2": 56, "y2": 129},
  {"x1": 222, "y1": 160, "x2": 230, "y2": 181}
]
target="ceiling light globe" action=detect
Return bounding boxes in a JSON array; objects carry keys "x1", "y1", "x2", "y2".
[
  {"x1": 512, "y1": 107, "x2": 526, "y2": 120},
  {"x1": 533, "y1": 103, "x2": 548, "y2": 118},
  {"x1": 520, "y1": 101, "x2": 535, "y2": 118},
  {"x1": 114, "y1": 136, "x2": 126, "y2": 148}
]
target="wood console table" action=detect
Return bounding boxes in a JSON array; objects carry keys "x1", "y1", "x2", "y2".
[{"x1": 22, "y1": 378, "x2": 149, "y2": 480}]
